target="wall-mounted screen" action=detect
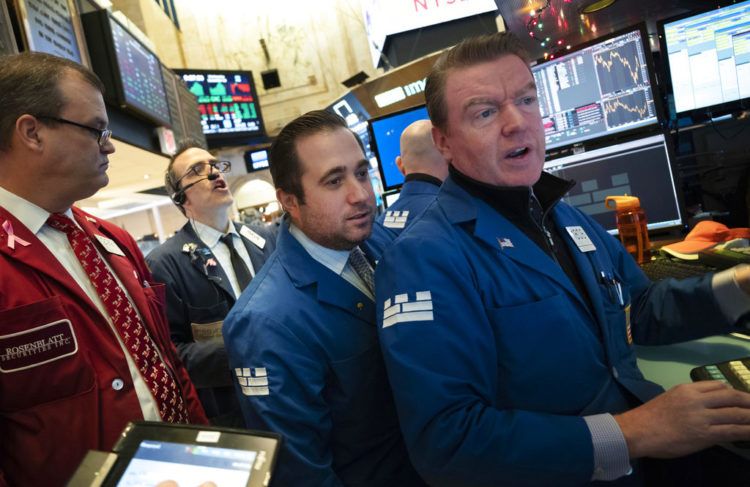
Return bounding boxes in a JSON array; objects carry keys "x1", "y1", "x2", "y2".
[
  {"x1": 658, "y1": 0, "x2": 750, "y2": 119},
  {"x1": 244, "y1": 148, "x2": 270, "y2": 173},
  {"x1": 174, "y1": 69, "x2": 265, "y2": 142},
  {"x1": 82, "y1": 10, "x2": 170, "y2": 127},
  {"x1": 326, "y1": 92, "x2": 374, "y2": 161},
  {"x1": 12, "y1": 0, "x2": 87, "y2": 64},
  {"x1": 543, "y1": 133, "x2": 683, "y2": 233},
  {"x1": 368, "y1": 104, "x2": 429, "y2": 191},
  {"x1": 532, "y1": 25, "x2": 660, "y2": 151}
]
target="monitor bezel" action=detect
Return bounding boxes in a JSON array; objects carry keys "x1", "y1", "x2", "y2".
[
  {"x1": 656, "y1": 1, "x2": 750, "y2": 123},
  {"x1": 544, "y1": 130, "x2": 686, "y2": 235},
  {"x1": 107, "y1": 13, "x2": 171, "y2": 127},
  {"x1": 0, "y1": 0, "x2": 18, "y2": 56},
  {"x1": 531, "y1": 22, "x2": 666, "y2": 157},
  {"x1": 173, "y1": 68, "x2": 266, "y2": 142},
  {"x1": 368, "y1": 103, "x2": 429, "y2": 192}
]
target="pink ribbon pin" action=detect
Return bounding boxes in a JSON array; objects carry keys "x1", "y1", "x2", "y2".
[{"x1": 3, "y1": 220, "x2": 30, "y2": 249}]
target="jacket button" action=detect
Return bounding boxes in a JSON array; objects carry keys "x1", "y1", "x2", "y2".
[
  {"x1": 111, "y1": 378, "x2": 124, "y2": 391},
  {"x1": 611, "y1": 366, "x2": 619, "y2": 379}
]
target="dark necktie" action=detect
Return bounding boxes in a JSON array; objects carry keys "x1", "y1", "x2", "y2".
[
  {"x1": 220, "y1": 233, "x2": 252, "y2": 292},
  {"x1": 46, "y1": 213, "x2": 188, "y2": 423},
  {"x1": 348, "y1": 246, "x2": 375, "y2": 294}
]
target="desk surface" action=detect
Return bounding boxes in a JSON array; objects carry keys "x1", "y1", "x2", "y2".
[
  {"x1": 636, "y1": 334, "x2": 750, "y2": 460},
  {"x1": 636, "y1": 334, "x2": 750, "y2": 390}
]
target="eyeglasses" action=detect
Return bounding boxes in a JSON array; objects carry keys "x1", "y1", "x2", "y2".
[
  {"x1": 36, "y1": 115, "x2": 112, "y2": 147},
  {"x1": 175, "y1": 160, "x2": 232, "y2": 185}
]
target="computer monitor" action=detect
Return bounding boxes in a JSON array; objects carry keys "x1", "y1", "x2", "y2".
[
  {"x1": 244, "y1": 148, "x2": 270, "y2": 173},
  {"x1": 174, "y1": 69, "x2": 265, "y2": 145},
  {"x1": 326, "y1": 92, "x2": 374, "y2": 161},
  {"x1": 82, "y1": 10, "x2": 171, "y2": 127},
  {"x1": 368, "y1": 105, "x2": 429, "y2": 191},
  {"x1": 658, "y1": 0, "x2": 750, "y2": 120},
  {"x1": 544, "y1": 133, "x2": 683, "y2": 233},
  {"x1": 532, "y1": 25, "x2": 661, "y2": 152}
]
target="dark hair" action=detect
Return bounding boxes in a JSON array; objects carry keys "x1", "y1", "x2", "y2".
[
  {"x1": 0, "y1": 52, "x2": 104, "y2": 151},
  {"x1": 425, "y1": 32, "x2": 531, "y2": 132},
  {"x1": 270, "y1": 110, "x2": 362, "y2": 204},
  {"x1": 164, "y1": 138, "x2": 209, "y2": 214}
]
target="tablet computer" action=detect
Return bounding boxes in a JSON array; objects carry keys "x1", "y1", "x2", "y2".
[{"x1": 99, "y1": 421, "x2": 281, "y2": 487}]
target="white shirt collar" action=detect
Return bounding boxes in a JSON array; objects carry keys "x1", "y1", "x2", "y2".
[
  {"x1": 289, "y1": 223, "x2": 350, "y2": 276},
  {"x1": 0, "y1": 185, "x2": 74, "y2": 234},
  {"x1": 192, "y1": 220, "x2": 236, "y2": 248}
]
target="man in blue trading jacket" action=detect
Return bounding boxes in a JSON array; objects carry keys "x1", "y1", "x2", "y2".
[
  {"x1": 147, "y1": 141, "x2": 276, "y2": 426},
  {"x1": 223, "y1": 110, "x2": 423, "y2": 486},
  {"x1": 375, "y1": 32, "x2": 750, "y2": 487},
  {"x1": 378, "y1": 119, "x2": 448, "y2": 233}
]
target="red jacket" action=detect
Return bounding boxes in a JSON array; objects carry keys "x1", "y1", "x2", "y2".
[{"x1": 0, "y1": 206, "x2": 207, "y2": 487}]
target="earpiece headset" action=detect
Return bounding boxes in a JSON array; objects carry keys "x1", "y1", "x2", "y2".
[{"x1": 167, "y1": 172, "x2": 219, "y2": 206}]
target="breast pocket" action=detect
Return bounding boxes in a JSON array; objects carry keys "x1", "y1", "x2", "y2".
[
  {"x1": 0, "y1": 296, "x2": 95, "y2": 412},
  {"x1": 188, "y1": 301, "x2": 229, "y2": 342},
  {"x1": 487, "y1": 293, "x2": 604, "y2": 412}
]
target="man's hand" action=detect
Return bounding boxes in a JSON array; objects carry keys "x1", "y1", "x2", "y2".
[
  {"x1": 733, "y1": 264, "x2": 750, "y2": 295},
  {"x1": 614, "y1": 381, "x2": 750, "y2": 459}
]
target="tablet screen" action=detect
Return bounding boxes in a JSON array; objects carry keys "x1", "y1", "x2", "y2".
[{"x1": 117, "y1": 440, "x2": 257, "y2": 487}]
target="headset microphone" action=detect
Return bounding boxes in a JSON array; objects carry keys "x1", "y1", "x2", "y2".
[{"x1": 171, "y1": 172, "x2": 221, "y2": 206}]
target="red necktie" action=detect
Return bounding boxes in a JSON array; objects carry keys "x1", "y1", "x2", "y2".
[{"x1": 46, "y1": 213, "x2": 188, "y2": 423}]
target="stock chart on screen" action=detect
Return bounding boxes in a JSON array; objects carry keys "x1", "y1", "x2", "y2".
[
  {"x1": 177, "y1": 70, "x2": 264, "y2": 137},
  {"x1": 533, "y1": 27, "x2": 659, "y2": 150}
]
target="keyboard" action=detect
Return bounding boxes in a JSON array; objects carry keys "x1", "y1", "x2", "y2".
[
  {"x1": 698, "y1": 247, "x2": 750, "y2": 270},
  {"x1": 640, "y1": 258, "x2": 716, "y2": 281},
  {"x1": 691, "y1": 357, "x2": 750, "y2": 448}
]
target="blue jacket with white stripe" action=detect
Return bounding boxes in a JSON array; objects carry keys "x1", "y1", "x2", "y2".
[
  {"x1": 377, "y1": 175, "x2": 441, "y2": 233},
  {"x1": 223, "y1": 218, "x2": 424, "y2": 487},
  {"x1": 375, "y1": 175, "x2": 732, "y2": 487}
]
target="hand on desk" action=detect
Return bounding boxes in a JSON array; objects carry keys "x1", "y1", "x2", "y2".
[
  {"x1": 615, "y1": 381, "x2": 750, "y2": 459},
  {"x1": 733, "y1": 264, "x2": 750, "y2": 295}
]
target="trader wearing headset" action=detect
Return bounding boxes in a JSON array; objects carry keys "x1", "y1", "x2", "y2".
[{"x1": 146, "y1": 139, "x2": 276, "y2": 426}]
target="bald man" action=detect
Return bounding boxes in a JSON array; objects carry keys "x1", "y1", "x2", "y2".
[{"x1": 379, "y1": 119, "x2": 448, "y2": 232}]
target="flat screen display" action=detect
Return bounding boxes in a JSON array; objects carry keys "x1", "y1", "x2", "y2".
[
  {"x1": 326, "y1": 92, "x2": 374, "y2": 161},
  {"x1": 175, "y1": 69, "x2": 265, "y2": 139},
  {"x1": 110, "y1": 16, "x2": 170, "y2": 126},
  {"x1": 244, "y1": 149, "x2": 269, "y2": 172},
  {"x1": 532, "y1": 26, "x2": 660, "y2": 151},
  {"x1": 659, "y1": 0, "x2": 750, "y2": 117},
  {"x1": 368, "y1": 105, "x2": 429, "y2": 191},
  {"x1": 543, "y1": 133, "x2": 682, "y2": 233},
  {"x1": 116, "y1": 440, "x2": 255, "y2": 487}
]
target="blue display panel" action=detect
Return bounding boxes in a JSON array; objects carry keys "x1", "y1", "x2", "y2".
[
  {"x1": 659, "y1": 0, "x2": 750, "y2": 118},
  {"x1": 532, "y1": 26, "x2": 660, "y2": 151},
  {"x1": 368, "y1": 105, "x2": 429, "y2": 191}
]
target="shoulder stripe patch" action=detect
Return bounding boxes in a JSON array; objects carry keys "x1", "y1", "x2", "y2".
[
  {"x1": 383, "y1": 210, "x2": 409, "y2": 229},
  {"x1": 382, "y1": 291, "x2": 434, "y2": 328}
]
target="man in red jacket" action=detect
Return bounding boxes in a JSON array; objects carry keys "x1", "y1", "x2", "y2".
[{"x1": 0, "y1": 52, "x2": 207, "y2": 486}]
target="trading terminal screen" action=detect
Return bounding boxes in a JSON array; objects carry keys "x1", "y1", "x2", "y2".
[
  {"x1": 660, "y1": 0, "x2": 750, "y2": 116},
  {"x1": 110, "y1": 17, "x2": 170, "y2": 127},
  {"x1": 532, "y1": 27, "x2": 659, "y2": 150},
  {"x1": 544, "y1": 133, "x2": 682, "y2": 233},
  {"x1": 175, "y1": 70, "x2": 265, "y2": 138}
]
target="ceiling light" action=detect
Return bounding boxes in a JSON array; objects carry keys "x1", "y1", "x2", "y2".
[{"x1": 580, "y1": 0, "x2": 616, "y2": 14}]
